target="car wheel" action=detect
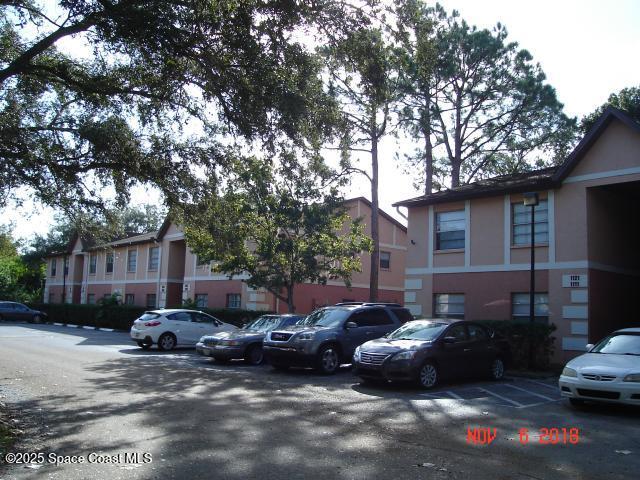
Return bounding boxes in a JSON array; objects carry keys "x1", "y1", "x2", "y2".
[
  {"x1": 316, "y1": 345, "x2": 340, "y2": 374},
  {"x1": 417, "y1": 362, "x2": 438, "y2": 389},
  {"x1": 157, "y1": 333, "x2": 177, "y2": 351},
  {"x1": 244, "y1": 345, "x2": 264, "y2": 365},
  {"x1": 490, "y1": 357, "x2": 505, "y2": 381},
  {"x1": 32, "y1": 314, "x2": 42, "y2": 324},
  {"x1": 136, "y1": 341, "x2": 151, "y2": 350},
  {"x1": 569, "y1": 398, "x2": 585, "y2": 407}
]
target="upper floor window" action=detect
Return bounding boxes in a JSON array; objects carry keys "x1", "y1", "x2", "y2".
[
  {"x1": 63, "y1": 257, "x2": 69, "y2": 275},
  {"x1": 380, "y1": 251, "x2": 391, "y2": 269},
  {"x1": 89, "y1": 254, "x2": 97, "y2": 275},
  {"x1": 436, "y1": 210, "x2": 465, "y2": 250},
  {"x1": 148, "y1": 247, "x2": 160, "y2": 271},
  {"x1": 127, "y1": 250, "x2": 137, "y2": 273},
  {"x1": 50, "y1": 259, "x2": 57, "y2": 276},
  {"x1": 512, "y1": 293, "x2": 549, "y2": 323},
  {"x1": 105, "y1": 252, "x2": 114, "y2": 274},
  {"x1": 512, "y1": 199, "x2": 548, "y2": 246},
  {"x1": 434, "y1": 293, "x2": 465, "y2": 319}
]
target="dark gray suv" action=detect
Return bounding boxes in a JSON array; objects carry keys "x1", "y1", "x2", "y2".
[{"x1": 262, "y1": 303, "x2": 413, "y2": 374}]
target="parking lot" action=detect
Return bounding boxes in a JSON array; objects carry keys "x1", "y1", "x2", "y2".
[{"x1": 1, "y1": 322, "x2": 639, "y2": 480}]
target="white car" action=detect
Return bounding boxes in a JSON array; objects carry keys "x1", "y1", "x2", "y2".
[
  {"x1": 559, "y1": 328, "x2": 640, "y2": 406},
  {"x1": 130, "y1": 309, "x2": 237, "y2": 351}
]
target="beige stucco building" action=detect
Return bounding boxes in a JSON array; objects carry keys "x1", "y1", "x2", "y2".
[
  {"x1": 44, "y1": 197, "x2": 407, "y2": 313},
  {"x1": 395, "y1": 107, "x2": 640, "y2": 362}
]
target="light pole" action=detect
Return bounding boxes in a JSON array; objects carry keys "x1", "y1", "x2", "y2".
[{"x1": 523, "y1": 192, "x2": 539, "y2": 369}]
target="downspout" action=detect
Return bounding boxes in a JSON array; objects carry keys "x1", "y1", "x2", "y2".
[
  {"x1": 156, "y1": 241, "x2": 162, "y2": 309},
  {"x1": 395, "y1": 206, "x2": 408, "y2": 221}
]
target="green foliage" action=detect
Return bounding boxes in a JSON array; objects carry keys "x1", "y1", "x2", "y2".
[
  {"x1": 581, "y1": 86, "x2": 640, "y2": 133},
  {"x1": 0, "y1": 226, "x2": 42, "y2": 302},
  {"x1": 479, "y1": 320, "x2": 557, "y2": 370},
  {"x1": 0, "y1": 1, "x2": 350, "y2": 214},
  {"x1": 178, "y1": 154, "x2": 372, "y2": 312},
  {"x1": 393, "y1": 1, "x2": 577, "y2": 192}
]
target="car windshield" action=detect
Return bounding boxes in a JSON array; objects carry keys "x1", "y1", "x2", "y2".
[
  {"x1": 591, "y1": 334, "x2": 640, "y2": 355},
  {"x1": 387, "y1": 321, "x2": 449, "y2": 341},
  {"x1": 242, "y1": 316, "x2": 282, "y2": 333},
  {"x1": 298, "y1": 308, "x2": 350, "y2": 328}
]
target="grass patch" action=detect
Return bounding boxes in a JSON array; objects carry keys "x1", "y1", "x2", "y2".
[{"x1": 0, "y1": 414, "x2": 16, "y2": 457}]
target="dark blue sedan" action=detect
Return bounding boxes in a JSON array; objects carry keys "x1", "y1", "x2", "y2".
[{"x1": 0, "y1": 301, "x2": 47, "y2": 323}]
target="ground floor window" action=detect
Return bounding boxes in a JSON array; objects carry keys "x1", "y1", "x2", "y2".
[
  {"x1": 512, "y1": 293, "x2": 549, "y2": 323},
  {"x1": 125, "y1": 294, "x2": 135, "y2": 305},
  {"x1": 195, "y1": 294, "x2": 208, "y2": 308},
  {"x1": 226, "y1": 293, "x2": 241, "y2": 309},
  {"x1": 146, "y1": 294, "x2": 157, "y2": 308},
  {"x1": 434, "y1": 293, "x2": 465, "y2": 319},
  {"x1": 87, "y1": 294, "x2": 96, "y2": 305}
]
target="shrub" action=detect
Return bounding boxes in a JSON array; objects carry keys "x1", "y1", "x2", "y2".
[
  {"x1": 478, "y1": 320, "x2": 557, "y2": 370},
  {"x1": 198, "y1": 308, "x2": 273, "y2": 327}
]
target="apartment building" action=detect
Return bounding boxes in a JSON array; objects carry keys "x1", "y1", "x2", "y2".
[
  {"x1": 395, "y1": 107, "x2": 640, "y2": 362},
  {"x1": 44, "y1": 197, "x2": 407, "y2": 314}
]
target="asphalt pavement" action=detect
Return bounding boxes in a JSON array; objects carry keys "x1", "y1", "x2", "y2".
[{"x1": 0, "y1": 323, "x2": 638, "y2": 480}]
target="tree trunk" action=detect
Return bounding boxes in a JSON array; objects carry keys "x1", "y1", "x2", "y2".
[
  {"x1": 369, "y1": 134, "x2": 380, "y2": 302},
  {"x1": 451, "y1": 161, "x2": 461, "y2": 188},
  {"x1": 286, "y1": 285, "x2": 295, "y2": 313},
  {"x1": 423, "y1": 129, "x2": 434, "y2": 194}
]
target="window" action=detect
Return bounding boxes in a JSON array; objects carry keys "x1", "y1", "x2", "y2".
[
  {"x1": 349, "y1": 311, "x2": 377, "y2": 327},
  {"x1": 193, "y1": 312, "x2": 219, "y2": 324},
  {"x1": 468, "y1": 324, "x2": 489, "y2": 341},
  {"x1": 63, "y1": 257, "x2": 69, "y2": 275},
  {"x1": 148, "y1": 247, "x2": 159, "y2": 271},
  {"x1": 127, "y1": 250, "x2": 137, "y2": 272},
  {"x1": 167, "y1": 311, "x2": 192, "y2": 321},
  {"x1": 380, "y1": 251, "x2": 391, "y2": 269},
  {"x1": 50, "y1": 259, "x2": 57, "y2": 276},
  {"x1": 89, "y1": 254, "x2": 97, "y2": 274},
  {"x1": 195, "y1": 294, "x2": 208, "y2": 308},
  {"x1": 125, "y1": 294, "x2": 135, "y2": 305},
  {"x1": 512, "y1": 199, "x2": 548, "y2": 245},
  {"x1": 105, "y1": 252, "x2": 114, "y2": 274},
  {"x1": 87, "y1": 294, "x2": 96, "y2": 305},
  {"x1": 146, "y1": 294, "x2": 157, "y2": 308},
  {"x1": 434, "y1": 294, "x2": 465, "y2": 319},
  {"x1": 103, "y1": 293, "x2": 112, "y2": 300},
  {"x1": 445, "y1": 324, "x2": 468, "y2": 342},
  {"x1": 226, "y1": 293, "x2": 241, "y2": 309},
  {"x1": 436, "y1": 210, "x2": 465, "y2": 250},
  {"x1": 365, "y1": 308, "x2": 394, "y2": 326},
  {"x1": 512, "y1": 293, "x2": 549, "y2": 323}
]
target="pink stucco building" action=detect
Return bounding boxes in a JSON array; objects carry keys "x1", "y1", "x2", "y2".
[
  {"x1": 44, "y1": 198, "x2": 407, "y2": 314},
  {"x1": 395, "y1": 107, "x2": 640, "y2": 362}
]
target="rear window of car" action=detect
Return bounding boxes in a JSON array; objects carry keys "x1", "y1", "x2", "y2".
[
  {"x1": 391, "y1": 308, "x2": 413, "y2": 324},
  {"x1": 139, "y1": 313, "x2": 160, "y2": 321}
]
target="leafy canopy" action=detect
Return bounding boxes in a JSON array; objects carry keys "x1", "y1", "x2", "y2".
[{"x1": 581, "y1": 86, "x2": 640, "y2": 133}]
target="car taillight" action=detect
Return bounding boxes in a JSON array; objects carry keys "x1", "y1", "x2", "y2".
[{"x1": 145, "y1": 321, "x2": 162, "y2": 327}]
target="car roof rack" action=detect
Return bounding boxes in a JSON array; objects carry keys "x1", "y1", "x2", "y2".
[{"x1": 334, "y1": 302, "x2": 403, "y2": 307}]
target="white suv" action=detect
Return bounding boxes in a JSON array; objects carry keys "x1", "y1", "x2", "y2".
[{"x1": 130, "y1": 309, "x2": 237, "y2": 351}]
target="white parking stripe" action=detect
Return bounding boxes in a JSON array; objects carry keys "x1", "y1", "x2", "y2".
[
  {"x1": 447, "y1": 390, "x2": 464, "y2": 400},
  {"x1": 502, "y1": 383, "x2": 557, "y2": 401},
  {"x1": 477, "y1": 387, "x2": 525, "y2": 407},
  {"x1": 524, "y1": 379, "x2": 559, "y2": 390}
]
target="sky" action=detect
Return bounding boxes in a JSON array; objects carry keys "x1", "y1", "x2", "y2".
[{"x1": 3, "y1": 0, "x2": 640, "y2": 244}]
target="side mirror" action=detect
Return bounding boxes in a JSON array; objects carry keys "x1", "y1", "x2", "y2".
[
  {"x1": 442, "y1": 336, "x2": 457, "y2": 344},
  {"x1": 585, "y1": 343, "x2": 594, "y2": 351},
  {"x1": 345, "y1": 321, "x2": 358, "y2": 329}
]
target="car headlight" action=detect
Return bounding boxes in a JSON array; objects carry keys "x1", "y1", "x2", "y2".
[
  {"x1": 393, "y1": 351, "x2": 416, "y2": 361},
  {"x1": 562, "y1": 367, "x2": 578, "y2": 378},
  {"x1": 353, "y1": 346, "x2": 361, "y2": 362},
  {"x1": 297, "y1": 332, "x2": 315, "y2": 341},
  {"x1": 623, "y1": 373, "x2": 640, "y2": 382}
]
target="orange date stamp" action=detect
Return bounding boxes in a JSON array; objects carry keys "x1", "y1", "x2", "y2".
[{"x1": 466, "y1": 427, "x2": 580, "y2": 445}]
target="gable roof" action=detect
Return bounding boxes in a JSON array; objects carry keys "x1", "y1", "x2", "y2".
[
  {"x1": 394, "y1": 107, "x2": 640, "y2": 208},
  {"x1": 345, "y1": 197, "x2": 407, "y2": 232}
]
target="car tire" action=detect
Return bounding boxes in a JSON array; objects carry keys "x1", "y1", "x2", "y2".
[
  {"x1": 316, "y1": 344, "x2": 340, "y2": 374},
  {"x1": 489, "y1": 357, "x2": 505, "y2": 381},
  {"x1": 136, "y1": 341, "x2": 151, "y2": 350},
  {"x1": 157, "y1": 333, "x2": 177, "y2": 351},
  {"x1": 244, "y1": 345, "x2": 264, "y2": 366},
  {"x1": 569, "y1": 398, "x2": 585, "y2": 407},
  {"x1": 417, "y1": 361, "x2": 438, "y2": 389},
  {"x1": 32, "y1": 314, "x2": 42, "y2": 324}
]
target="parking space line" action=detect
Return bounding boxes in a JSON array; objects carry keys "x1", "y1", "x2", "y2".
[
  {"x1": 502, "y1": 383, "x2": 557, "y2": 401},
  {"x1": 477, "y1": 387, "x2": 524, "y2": 407},
  {"x1": 524, "y1": 379, "x2": 558, "y2": 390},
  {"x1": 446, "y1": 390, "x2": 464, "y2": 400}
]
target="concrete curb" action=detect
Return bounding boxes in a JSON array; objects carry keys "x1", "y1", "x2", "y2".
[{"x1": 46, "y1": 322, "x2": 118, "y2": 333}]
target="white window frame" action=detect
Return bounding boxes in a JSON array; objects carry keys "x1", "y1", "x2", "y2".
[
  {"x1": 434, "y1": 293, "x2": 465, "y2": 319},
  {"x1": 512, "y1": 199, "x2": 549, "y2": 246},
  {"x1": 105, "y1": 252, "x2": 114, "y2": 274},
  {"x1": 226, "y1": 293, "x2": 241, "y2": 309},
  {"x1": 89, "y1": 254, "x2": 97, "y2": 275},
  {"x1": 435, "y1": 210, "x2": 465, "y2": 251},
  {"x1": 380, "y1": 251, "x2": 391, "y2": 270},
  {"x1": 148, "y1": 247, "x2": 160, "y2": 271},
  {"x1": 127, "y1": 249, "x2": 137, "y2": 273},
  {"x1": 195, "y1": 293, "x2": 208, "y2": 308},
  {"x1": 512, "y1": 292, "x2": 549, "y2": 323}
]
